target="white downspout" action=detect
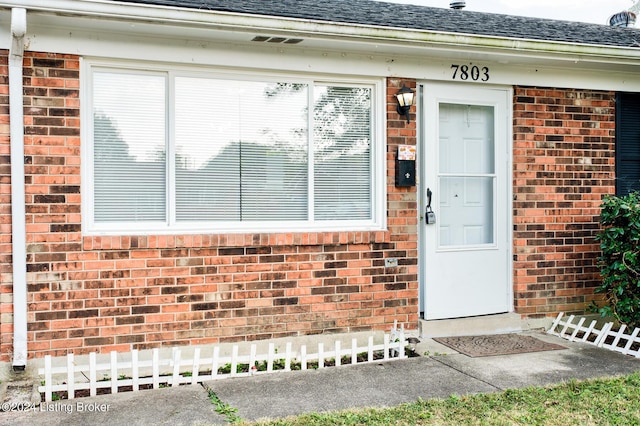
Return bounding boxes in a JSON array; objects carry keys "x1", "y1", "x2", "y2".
[{"x1": 9, "y1": 7, "x2": 27, "y2": 370}]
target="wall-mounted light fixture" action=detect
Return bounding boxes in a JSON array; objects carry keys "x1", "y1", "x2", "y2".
[{"x1": 395, "y1": 85, "x2": 416, "y2": 123}]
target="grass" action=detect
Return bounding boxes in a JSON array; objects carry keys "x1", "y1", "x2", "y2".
[
  {"x1": 208, "y1": 389, "x2": 242, "y2": 424},
  {"x1": 235, "y1": 372, "x2": 640, "y2": 425}
]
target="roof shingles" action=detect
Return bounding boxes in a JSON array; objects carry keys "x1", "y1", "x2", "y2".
[{"x1": 109, "y1": 0, "x2": 640, "y2": 48}]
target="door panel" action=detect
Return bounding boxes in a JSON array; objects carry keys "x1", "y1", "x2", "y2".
[
  {"x1": 422, "y1": 85, "x2": 511, "y2": 320},
  {"x1": 439, "y1": 176, "x2": 494, "y2": 247}
]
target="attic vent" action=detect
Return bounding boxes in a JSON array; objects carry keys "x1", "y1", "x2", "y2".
[
  {"x1": 450, "y1": 1, "x2": 466, "y2": 9},
  {"x1": 609, "y1": 11, "x2": 637, "y2": 27},
  {"x1": 252, "y1": 36, "x2": 303, "y2": 44}
]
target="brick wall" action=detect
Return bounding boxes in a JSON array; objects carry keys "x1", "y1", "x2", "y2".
[
  {"x1": 0, "y1": 52, "x2": 419, "y2": 361},
  {"x1": 512, "y1": 87, "x2": 615, "y2": 318},
  {"x1": 1, "y1": 51, "x2": 616, "y2": 362}
]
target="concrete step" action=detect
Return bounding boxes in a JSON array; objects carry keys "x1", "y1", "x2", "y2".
[{"x1": 418, "y1": 312, "x2": 552, "y2": 338}]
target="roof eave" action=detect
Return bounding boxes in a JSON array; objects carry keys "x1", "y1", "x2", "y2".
[{"x1": 3, "y1": 0, "x2": 640, "y2": 64}]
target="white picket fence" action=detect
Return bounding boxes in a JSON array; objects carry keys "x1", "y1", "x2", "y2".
[
  {"x1": 39, "y1": 330, "x2": 407, "y2": 402},
  {"x1": 547, "y1": 312, "x2": 640, "y2": 358}
]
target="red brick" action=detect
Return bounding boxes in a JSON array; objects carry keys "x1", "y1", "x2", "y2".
[{"x1": 0, "y1": 62, "x2": 425, "y2": 363}]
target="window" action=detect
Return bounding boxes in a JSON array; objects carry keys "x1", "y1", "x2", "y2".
[
  {"x1": 84, "y1": 64, "x2": 383, "y2": 234},
  {"x1": 616, "y1": 92, "x2": 640, "y2": 195}
]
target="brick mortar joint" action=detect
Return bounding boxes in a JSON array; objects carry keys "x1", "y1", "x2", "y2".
[{"x1": 81, "y1": 231, "x2": 394, "y2": 251}]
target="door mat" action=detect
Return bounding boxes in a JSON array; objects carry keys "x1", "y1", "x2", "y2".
[{"x1": 433, "y1": 334, "x2": 566, "y2": 357}]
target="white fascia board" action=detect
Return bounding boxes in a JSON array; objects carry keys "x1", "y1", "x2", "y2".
[{"x1": 3, "y1": 0, "x2": 640, "y2": 66}]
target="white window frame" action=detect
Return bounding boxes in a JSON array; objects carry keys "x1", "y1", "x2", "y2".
[{"x1": 81, "y1": 59, "x2": 386, "y2": 236}]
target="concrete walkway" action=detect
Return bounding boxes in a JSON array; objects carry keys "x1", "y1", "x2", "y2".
[{"x1": 2, "y1": 331, "x2": 639, "y2": 425}]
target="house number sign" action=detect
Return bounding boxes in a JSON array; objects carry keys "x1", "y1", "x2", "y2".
[{"x1": 450, "y1": 64, "x2": 490, "y2": 82}]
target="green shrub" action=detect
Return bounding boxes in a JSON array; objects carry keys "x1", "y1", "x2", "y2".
[{"x1": 594, "y1": 192, "x2": 640, "y2": 328}]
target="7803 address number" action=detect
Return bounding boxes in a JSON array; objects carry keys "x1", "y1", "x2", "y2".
[{"x1": 451, "y1": 64, "x2": 489, "y2": 82}]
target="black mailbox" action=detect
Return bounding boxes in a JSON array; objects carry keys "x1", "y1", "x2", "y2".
[
  {"x1": 396, "y1": 159, "x2": 416, "y2": 187},
  {"x1": 396, "y1": 145, "x2": 416, "y2": 187}
]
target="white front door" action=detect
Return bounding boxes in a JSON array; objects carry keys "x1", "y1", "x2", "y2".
[{"x1": 422, "y1": 83, "x2": 511, "y2": 320}]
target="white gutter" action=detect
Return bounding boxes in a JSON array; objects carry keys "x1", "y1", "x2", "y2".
[
  {"x1": 9, "y1": 7, "x2": 27, "y2": 370},
  {"x1": 2, "y1": 0, "x2": 640, "y2": 64}
]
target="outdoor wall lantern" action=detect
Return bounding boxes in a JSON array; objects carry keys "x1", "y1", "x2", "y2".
[{"x1": 395, "y1": 85, "x2": 416, "y2": 123}]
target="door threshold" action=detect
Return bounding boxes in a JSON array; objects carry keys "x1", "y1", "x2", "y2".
[{"x1": 418, "y1": 313, "x2": 552, "y2": 338}]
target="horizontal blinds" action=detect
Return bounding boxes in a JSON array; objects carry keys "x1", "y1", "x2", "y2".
[
  {"x1": 92, "y1": 70, "x2": 375, "y2": 227},
  {"x1": 174, "y1": 77, "x2": 240, "y2": 221},
  {"x1": 239, "y1": 83, "x2": 308, "y2": 221},
  {"x1": 314, "y1": 86, "x2": 372, "y2": 220},
  {"x1": 93, "y1": 72, "x2": 166, "y2": 222},
  {"x1": 175, "y1": 78, "x2": 308, "y2": 222}
]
